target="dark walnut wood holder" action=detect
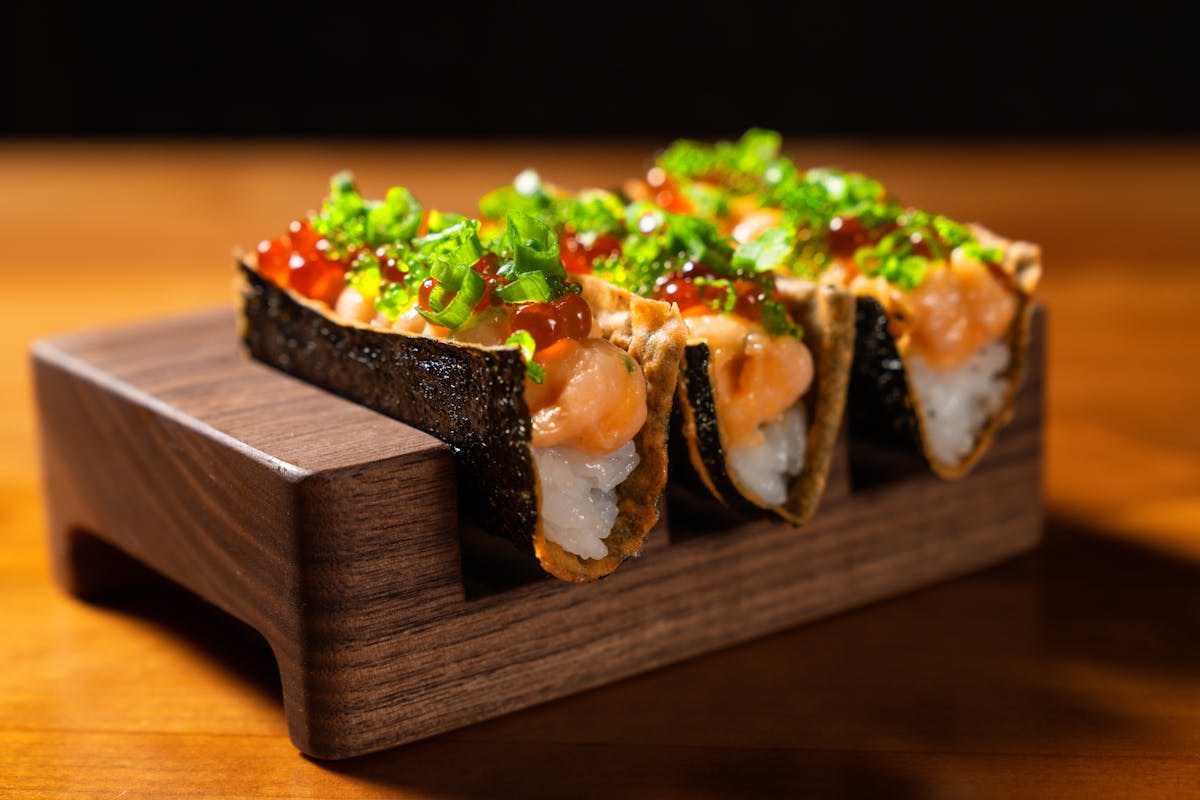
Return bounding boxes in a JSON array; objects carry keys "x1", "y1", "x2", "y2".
[{"x1": 32, "y1": 309, "x2": 1044, "y2": 760}]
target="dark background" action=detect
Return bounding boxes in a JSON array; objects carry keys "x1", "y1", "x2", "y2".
[{"x1": 1, "y1": 0, "x2": 1193, "y2": 138}]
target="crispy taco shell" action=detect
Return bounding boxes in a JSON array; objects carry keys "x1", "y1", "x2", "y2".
[
  {"x1": 848, "y1": 228, "x2": 1041, "y2": 479},
  {"x1": 670, "y1": 283, "x2": 856, "y2": 524},
  {"x1": 238, "y1": 260, "x2": 685, "y2": 582},
  {"x1": 537, "y1": 276, "x2": 687, "y2": 581}
]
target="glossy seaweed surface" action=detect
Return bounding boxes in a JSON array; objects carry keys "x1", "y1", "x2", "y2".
[
  {"x1": 671, "y1": 341, "x2": 774, "y2": 518},
  {"x1": 239, "y1": 263, "x2": 539, "y2": 551},
  {"x1": 847, "y1": 297, "x2": 929, "y2": 484}
]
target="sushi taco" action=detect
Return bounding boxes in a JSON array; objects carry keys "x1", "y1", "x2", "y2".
[
  {"x1": 239, "y1": 174, "x2": 686, "y2": 582},
  {"x1": 631, "y1": 129, "x2": 1042, "y2": 477},
  {"x1": 478, "y1": 173, "x2": 855, "y2": 524}
]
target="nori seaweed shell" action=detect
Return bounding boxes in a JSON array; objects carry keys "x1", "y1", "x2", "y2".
[
  {"x1": 239, "y1": 262, "x2": 538, "y2": 549},
  {"x1": 847, "y1": 296, "x2": 927, "y2": 482},
  {"x1": 848, "y1": 229, "x2": 1041, "y2": 480},
  {"x1": 238, "y1": 261, "x2": 687, "y2": 583},
  {"x1": 670, "y1": 283, "x2": 857, "y2": 524}
]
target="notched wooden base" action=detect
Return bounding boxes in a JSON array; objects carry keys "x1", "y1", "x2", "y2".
[{"x1": 33, "y1": 310, "x2": 1044, "y2": 759}]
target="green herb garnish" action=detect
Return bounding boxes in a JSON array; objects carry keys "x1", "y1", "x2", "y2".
[
  {"x1": 960, "y1": 241, "x2": 1005, "y2": 264},
  {"x1": 419, "y1": 259, "x2": 486, "y2": 329},
  {"x1": 375, "y1": 280, "x2": 415, "y2": 321},
  {"x1": 479, "y1": 169, "x2": 552, "y2": 220},
  {"x1": 654, "y1": 130, "x2": 1012, "y2": 291},
  {"x1": 853, "y1": 232, "x2": 932, "y2": 291},
  {"x1": 478, "y1": 173, "x2": 805, "y2": 338},
  {"x1": 312, "y1": 171, "x2": 424, "y2": 258},
  {"x1": 504, "y1": 329, "x2": 544, "y2": 383},
  {"x1": 412, "y1": 217, "x2": 485, "y2": 267},
  {"x1": 346, "y1": 251, "x2": 384, "y2": 299},
  {"x1": 733, "y1": 226, "x2": 795, "y2": 272},
  {"x1": 505, "y1": 211, "x2": 566, "y2": 280},
  {"x1": 657, "y1": 128, "x2": 784, "y2": 194},
  {"x1": 555, "y1": 189, "x2": 624, "y2": 243},
  {"x1": 693, "y1": 276, "x2": 738, "y2": 314},
  {"x1": 760, "y1": 299, "x2": 803, "y2": 338},
  {"x1": 495, "y1": 271, "x2": 551, "y2": 303}
]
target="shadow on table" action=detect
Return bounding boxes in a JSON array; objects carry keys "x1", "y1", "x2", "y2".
[
  {"x1": 83, "y1": 511, "x2": 1200, "y2": 798},
  {"x1": 318, "y1": 512, "x2": 1200, "y2": 798},
  {"x1": 78, "y1": 545, "x2": 284, "y2": 707}
]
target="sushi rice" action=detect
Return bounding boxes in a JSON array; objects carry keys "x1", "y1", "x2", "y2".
[
  {"x1": 907, "y1": 339, "x2": 1011, "y2": 467},
  {"x1": 726, "y1": 403, "x2": 807, "y2": 507},
  {"x1": 533, "y1": 441, "x2": 640, "y2": 560}
]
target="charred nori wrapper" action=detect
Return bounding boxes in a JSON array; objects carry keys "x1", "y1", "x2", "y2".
[
  {"x1": 671, "y1": 283, "x2": 856, "y2": 524},
  {"x1": 848, "y1": 228, "x2": 1041, "y2": 479},
  {"x1": 238, "y1": 260, "x2": 686, "y2": 582}
]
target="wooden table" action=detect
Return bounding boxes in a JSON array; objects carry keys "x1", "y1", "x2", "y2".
[{"x1": 2, "y1": 142, "x2": 1198, "y2": 798}]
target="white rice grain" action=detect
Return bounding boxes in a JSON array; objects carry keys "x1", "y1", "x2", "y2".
[
  {"x1": 533, "y1": 441, "x2": 640, "y2": 560},
  {"x1": 907, "y1": 340, "x2": 1011, "y2": 467},
  {"x1": 727, "y1": 404, "x2": 807, "y2": 506}
]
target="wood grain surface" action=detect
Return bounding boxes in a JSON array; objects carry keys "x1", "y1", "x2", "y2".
[
  {"x1": 3, "y1": 142, "x2": 1199, "y2": 796},
  {"x1": 31, "y1": 306, "x2": 1040, "y2": 759}
]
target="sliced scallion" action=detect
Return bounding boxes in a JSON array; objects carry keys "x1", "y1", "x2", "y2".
[
  {"x1": 495, "y1": 271, "x2": 551, "y2": 303},
  {"x1": 504, "y1": 329, "x2": 545, "y2": 383},
  {"x1": 507, "y1": 212, "x2": 565, "y2": 280},
  {"x1": 420, "y1": 262, "x2": 485, "y2": 329}
]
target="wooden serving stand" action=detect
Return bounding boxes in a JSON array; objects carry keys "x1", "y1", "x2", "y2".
[{"x1": 32, "y1": 310, "x2": 1043, "y2": 760}]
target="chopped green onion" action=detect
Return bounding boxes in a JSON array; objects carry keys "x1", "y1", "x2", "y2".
[
  {"x1": 960, "y1": 240, "x2": 1006, "y2": 264},
  {"x1": 761, "y1": 300, "x2": 803, "y2": 339},
  {"x1": 495, "y1": 271, "x2": 551, "y2": 303},
  {"x1": 804, "y1": 168, "x2": 885, "y2": 206},
  {"x1": 676, "y1": 216, "x2": 734, "y2": 274},
  {"x1": 504, "y1": 329, "x2": 544, "y2": 383},
  {"x1": 932, "y1": 215, "x2": 970, "y2": 249},
  {"x1": 366, "y1": 186, "x2": 423, "y2": 246},
  {"x1": 694, "y1": 277, "x2": 737, "y2": 314},
  {"x1": 733, "y1": 227, "x2": 794, "y2": 272},
  {"x1": 856, "y1": 246, "x2": 930, "y2": 291},
  {"x1": 450, "y1": 235, "x2": 485, "y2": 267},
  {"x1": 311, "y1": 171, "x2": 369, "y2": 256},
  {"x1": 556, "y1": 189, "x2": 624, "y2": 241},
  {"x1": 420, "y1": 261, "x2": 485, "y2": 330},
  {"x1": 425, "y1": 209, "x2": 468, "y2": 234},
  {"x1": 413, "y1": 218, "x2": 485, "y2": 269},
  {"x1": 414, "y1": 218, "x2": 468, "y2": 248},
  {"x1": 506, "y1": 212, "x2": 566, "y2": 280},
  {"x1": 430, "y1": 259, "x2": 470, "y2": 291},
  {"x1": 657, "y1": 128, "x2": 782, "y2": 194},
  {"x1": 682, "y1": 181, "x2": 730, "y2": 219}
]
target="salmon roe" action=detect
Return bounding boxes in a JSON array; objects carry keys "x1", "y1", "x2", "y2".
[
  {"x1": 826, "y1": 216, "x2": 871, "y2": 258},
  {"x1": 417, "y1": 277, "x2": 438, "y2": 310},
  {"x1": 559, "y1": 231, "x2": 622, "y2": 275},
  {"x1": 258, "y1": 217, "x2": 595, "y2": 351},
  {"x1": 511, "y1": 293, "x2": 593, "y2": 351},
  {"x1": 255, "y1": 219, "x2": 347, "y2": 305},
  {"x1": 472, "y1": 253, "x2": 505, "y2": 310},
  {"x1": 653, "y1": 261, "x2": 769, "y2": 322},
  {"x1": 645, "y1": 169, "x2": 694, "y2": 215}
]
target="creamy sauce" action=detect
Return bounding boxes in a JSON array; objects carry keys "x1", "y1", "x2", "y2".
[
  {"x1": 906, "y1": 254, "x2": 1017, "y2": 369},
  {"x1": 524, "y1": 338, "x2": 648, "y2": 453},
  {"x1": 823, "y1": 249, "x2": 1017, "y2": 371},
  {"x1": 683, "y1": 313, "x2": 813, "y2": 448}
]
